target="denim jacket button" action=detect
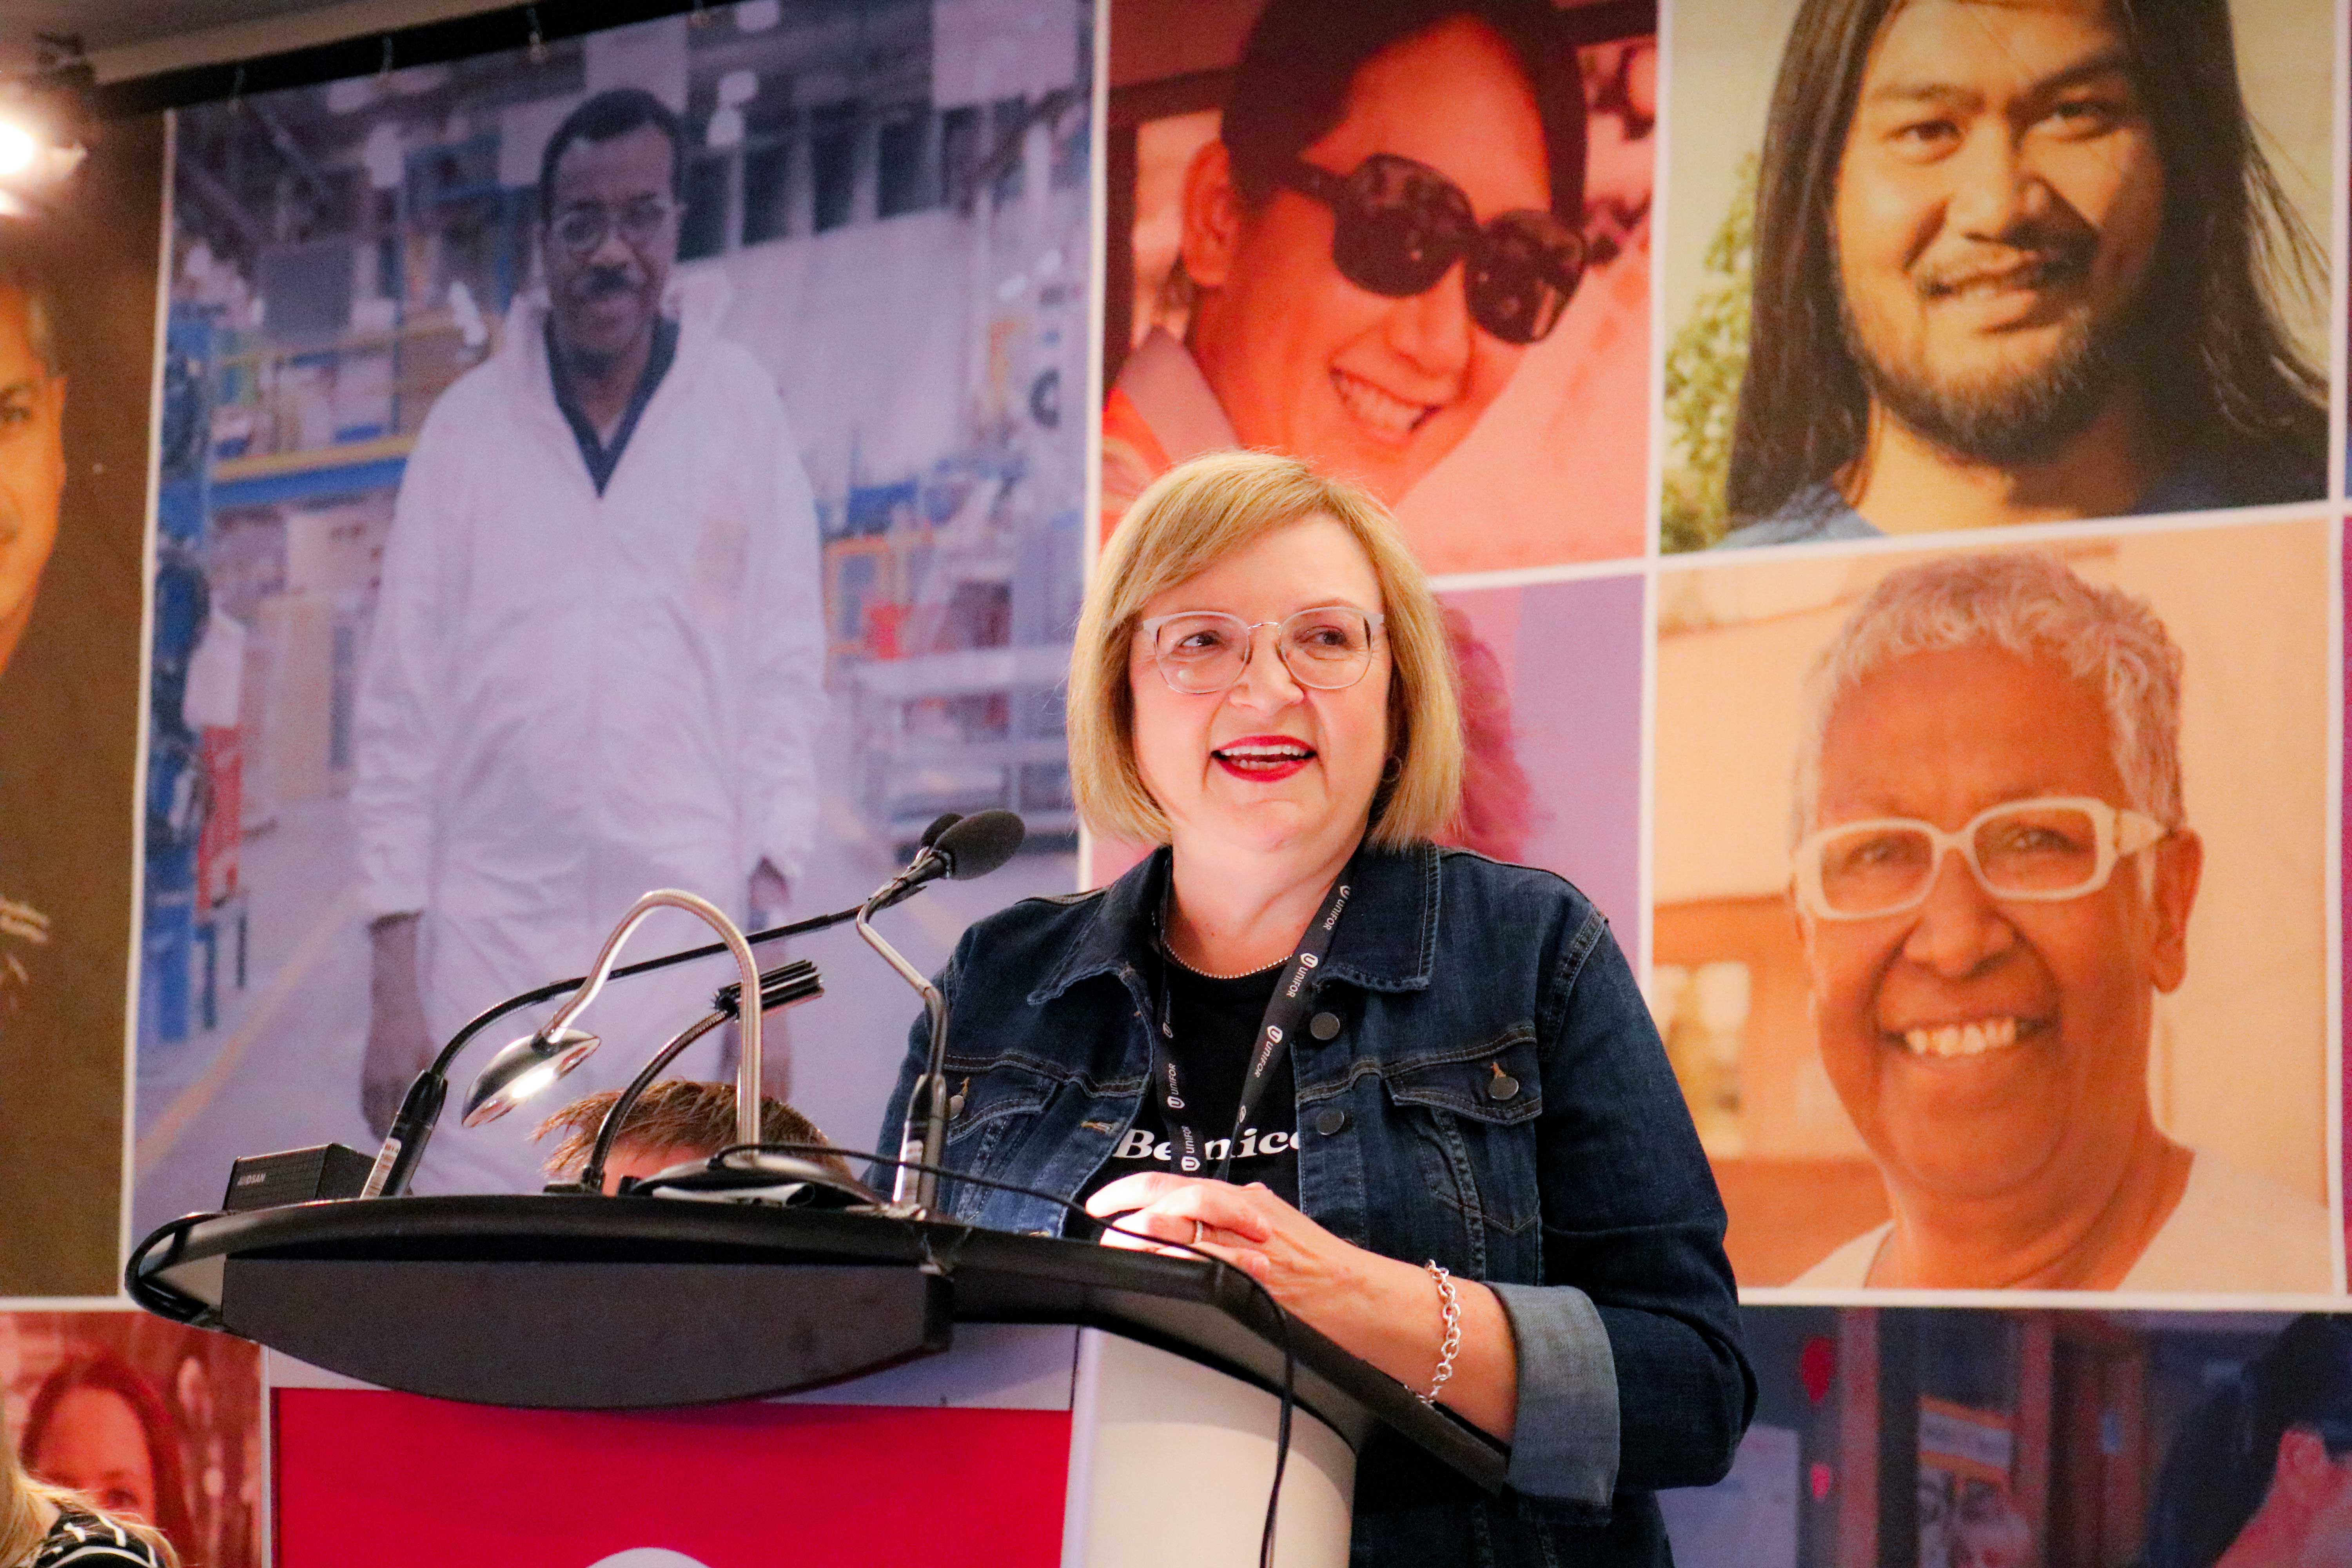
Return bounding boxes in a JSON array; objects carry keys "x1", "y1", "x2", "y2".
[
  {"x1": 1314, "y1": 1108, "x2": 1348, "y2": 1137},
  {"x1": 1309, "y1": 1011, "x2": 1342, "y2": 1041}
]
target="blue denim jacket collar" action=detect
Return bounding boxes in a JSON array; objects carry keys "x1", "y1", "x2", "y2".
[{"x1": 1027, "y1": 839, "x2": 1441, "y2": 1006}]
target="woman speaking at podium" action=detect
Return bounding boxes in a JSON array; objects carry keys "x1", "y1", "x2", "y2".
[{"x1": 877, "y1": 451, "x2": 1751, "y2": 1563}]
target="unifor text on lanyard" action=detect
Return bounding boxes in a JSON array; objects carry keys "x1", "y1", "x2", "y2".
[{"x1": 1151, "y1": 851, "x2": 1359, "y2": 1182}]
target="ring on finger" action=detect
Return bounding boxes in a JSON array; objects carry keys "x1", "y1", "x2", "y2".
[{"x1": 1192, "y1": 1219, "x2": 1206, "y2": 1245}]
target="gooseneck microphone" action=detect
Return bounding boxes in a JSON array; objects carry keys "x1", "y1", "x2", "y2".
[
  {"x1": 859, "y1": 809, "x2": 1027, "y2": 1215},
  {"x1": 361, "y1": 815, "x2": 969, "y2": 1200}
]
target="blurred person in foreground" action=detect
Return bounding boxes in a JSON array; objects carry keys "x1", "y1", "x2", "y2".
[
  {"x1": 535, "y1": 1079, "x2": 853, "y2": 1193},
  {"x1": 1786, "y1": 552, "x2": 2327, "y2": 1289},
  {"x1": 356, "y1": 87, "x2": 826, "y2": 1191},
  {"x1": 11, "y1": 1357, "x2": 181, "y2": 1567},
  {"x1": 1720, "y1": 0, "x2": 2323, "y2": 546},
  {"x1": 2145, "y1": 1315, "x2": 2352, "y2": 1568},
  {"x1": 880, "y1": 451, "x2": 1750, "y2": 1563},
  {"x1": 1102, "y1": 0, "x2": 1588, "y2": 860}
]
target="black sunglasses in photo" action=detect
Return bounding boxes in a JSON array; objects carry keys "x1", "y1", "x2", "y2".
[{"x1": 1277, "y1": 152, "x2": 1587, "y2": 345}]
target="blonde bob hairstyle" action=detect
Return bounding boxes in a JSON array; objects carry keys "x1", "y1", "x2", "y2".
[
  {"x1": 0, "y1": 1429, "x2": 176, "y2": 1568},
  {"x1": 1069, "y1": 450, "x2": 1463, "y2": 850}
]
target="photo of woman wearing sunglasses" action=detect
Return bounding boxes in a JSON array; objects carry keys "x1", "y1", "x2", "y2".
[{"x1": 1103, "y1": 0, "x2": 1656, "y2": 575}]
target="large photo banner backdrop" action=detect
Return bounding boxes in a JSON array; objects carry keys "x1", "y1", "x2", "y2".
[
  {"x1": 1655, "y1": 524, "x2": 2334, "y2": 1292},
  {"x1": 0, "y1": 120, "x2": 164, "y2": 1299},
  {"x1": 1659, "y1": 0, "x2": 2332, "y2": 551},
  {"x1": 1671, "y1": 1306, "x2": 2352, "y2": 1568},
  {"x1": 0, "y1": 0, "x2": 2344, "y2": 1560},
  {"x1": 1104, "y1": 0, "x2": 1655, "y2": 573},
  {"x1": 134, "y1": 0, "x2": 1094, "y2": 1229},
  {"x1": 1095, "y1": 0, "x2": 1657, "y2": 930}
]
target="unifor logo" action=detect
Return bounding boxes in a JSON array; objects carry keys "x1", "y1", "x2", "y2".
[
  {"x1": 1298, "y1": 952, "x2": 1319, "y2": 969},
  {"x1": 1266, "y1": 1024, "x2": 1284, "y2": 1044}
]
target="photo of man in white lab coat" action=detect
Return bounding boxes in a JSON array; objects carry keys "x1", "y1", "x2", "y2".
[{"x1": 354, "y1": 87, "x2": 826, "y2": 1193}]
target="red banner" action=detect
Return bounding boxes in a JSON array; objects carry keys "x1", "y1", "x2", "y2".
[{"x1": 274, "y1": 1391, "x2": 1071, "y2": 1567}]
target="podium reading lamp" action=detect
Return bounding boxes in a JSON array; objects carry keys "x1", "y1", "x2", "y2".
[
  {"x1": 353, "y1": 885, "x2": 777, "y2": 1200},
  {"x1": 361, "y1": 817, "x2": 967, "y2": 1200},
  {"x1": 457, "y1": 889, "x2": 769, "y2": 1147}
]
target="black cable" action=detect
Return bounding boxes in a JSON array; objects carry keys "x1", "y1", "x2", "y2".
[
  {"x1": 428, "y1": 909, "x2": 858, "y2": 1083},
  {"x1": 573, "y1": 961, "x2": 824, "y2": 1194},
  {"x1": 373, "y1": 915, "x2": 855, "y2": 1198},
  {"x1": 574, "y1": 1011, "x2": 728, "y2": 1195},
  {"x1": 704, "y1": 1142, "x2": 1296, "y2": 1568}
]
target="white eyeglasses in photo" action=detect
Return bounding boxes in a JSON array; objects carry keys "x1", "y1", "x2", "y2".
[{"x1": 1792, "y1": 796, "x2": 2170, "y2": 922}]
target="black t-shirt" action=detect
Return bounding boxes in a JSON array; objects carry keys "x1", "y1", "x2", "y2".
[{"x1": 1072, "y1": 955, "x2": 1300, "y2": 1235}]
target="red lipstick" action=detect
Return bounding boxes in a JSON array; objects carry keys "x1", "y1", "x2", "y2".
[{"x1": 1212, "y1": 734, "x2": 1315, "y2": 783}]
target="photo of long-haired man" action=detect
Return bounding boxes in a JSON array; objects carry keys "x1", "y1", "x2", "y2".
[
  {"x1": 1660, "y1": 0, "x2": 2329, "y2": 552},
  {"x1": 1105, "y1": 0, "x2": 1655, "y2": 573}
]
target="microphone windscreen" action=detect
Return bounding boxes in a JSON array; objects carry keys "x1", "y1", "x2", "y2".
[
  {"x1": 936, "y1": 809, "x2": 1026, "y2": 880},
  {"x1": 919, "y1": 812, "x2": 963, "y2": 850}
]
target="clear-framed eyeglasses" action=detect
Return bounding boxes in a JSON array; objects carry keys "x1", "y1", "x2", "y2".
[
  {"x1": 1137, "y1": 606, "x2": 1386, "y2": 695},
  {"x1": 1792, "y1": 796, "x2": 2169, "y2": 922},
  {"x1": 550, "y1": 197, "x2": 678, "y2": 255}
]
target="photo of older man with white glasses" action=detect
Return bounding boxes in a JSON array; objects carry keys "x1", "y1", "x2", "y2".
[{"x1": 1650, "y1": 524, "x2": 2332, "y2": 1292}]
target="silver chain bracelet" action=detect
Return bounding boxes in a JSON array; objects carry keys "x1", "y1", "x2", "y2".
[{"x1": 1419, "y1": 1260, "x2": 1462, "y2": 1405}]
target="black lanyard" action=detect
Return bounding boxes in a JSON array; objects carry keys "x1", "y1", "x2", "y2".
[{"x1": 1150, "y1": 855, "x2": 1358, "y2": 1182}]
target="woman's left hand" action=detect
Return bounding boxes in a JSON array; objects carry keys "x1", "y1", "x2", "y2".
[{"x1": 1082, "y1": 1171, "x2": 1517, "y2": 1443}]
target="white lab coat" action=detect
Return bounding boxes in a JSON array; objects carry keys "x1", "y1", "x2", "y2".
[{"x1": 353, "y1": 285, "x2": 826, "y2": 1194}]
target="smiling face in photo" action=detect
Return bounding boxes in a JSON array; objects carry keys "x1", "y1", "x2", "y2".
[
  {"x1": 1798, "y1": 645, "x2": 2195, "y2": 1208},
  {"x1": 1185, "y1": 17, "x2": 1551, "y2": 505},
  {"x1": 1127, "y1": 515, "x2": 1392, "y2": 862},
  {"x1": 1832, "y1": 0, "x2": 2165, "y2": 463},
  {"x1": 544, "y1": 123, "x2": 678, "y2": 370}
]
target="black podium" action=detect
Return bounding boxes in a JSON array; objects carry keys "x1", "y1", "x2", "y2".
[{"x1": 131, "y1": 1196, "x2": 1503, "y2": 1566}]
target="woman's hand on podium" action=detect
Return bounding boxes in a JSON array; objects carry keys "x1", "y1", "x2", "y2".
[{"x1": 1083, "y1": 1172, "x2": 1517, "y2": 1441}]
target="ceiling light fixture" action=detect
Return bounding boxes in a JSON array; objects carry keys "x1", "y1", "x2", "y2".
[{"x1": 0, "y1": 35, "x2": 93, "y2": 221}]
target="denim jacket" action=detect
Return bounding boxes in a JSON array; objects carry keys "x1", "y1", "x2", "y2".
[{"x1": 875, "y1": 842, "x2": 1753, "y2": 1566}]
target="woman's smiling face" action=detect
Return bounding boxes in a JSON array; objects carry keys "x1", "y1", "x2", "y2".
[
  {"x1": 1186, "y1": 17, "x2": 1551, "y2": 505},
  {"x1": 1128, "y1": 515, "x2": 1393, "y2": 860}
]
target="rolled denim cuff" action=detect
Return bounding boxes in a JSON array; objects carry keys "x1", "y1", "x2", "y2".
[{"x1": 1487, "y1": 1281, "x2": 1620, "y2": 1506}]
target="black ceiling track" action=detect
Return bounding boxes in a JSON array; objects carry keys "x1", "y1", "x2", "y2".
[
  {"x1": 89, "y1": 0, "x2": 720, "y2": 120},
  {"x1": 89, "y1": 0, "x2": 1649, "y2": 121}
]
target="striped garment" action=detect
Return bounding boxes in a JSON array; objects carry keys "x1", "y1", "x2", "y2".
[{"x1": 27, "y1": 1512, "x2": 163, "y2": 1568}]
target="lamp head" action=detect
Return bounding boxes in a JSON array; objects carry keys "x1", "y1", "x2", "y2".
[
  {"x1": 0, "y1": 69, "x2": 90, "y2": 220},
  {"x1": 462, "y1": 1027, "x2": 599, "y2": 1127}
]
